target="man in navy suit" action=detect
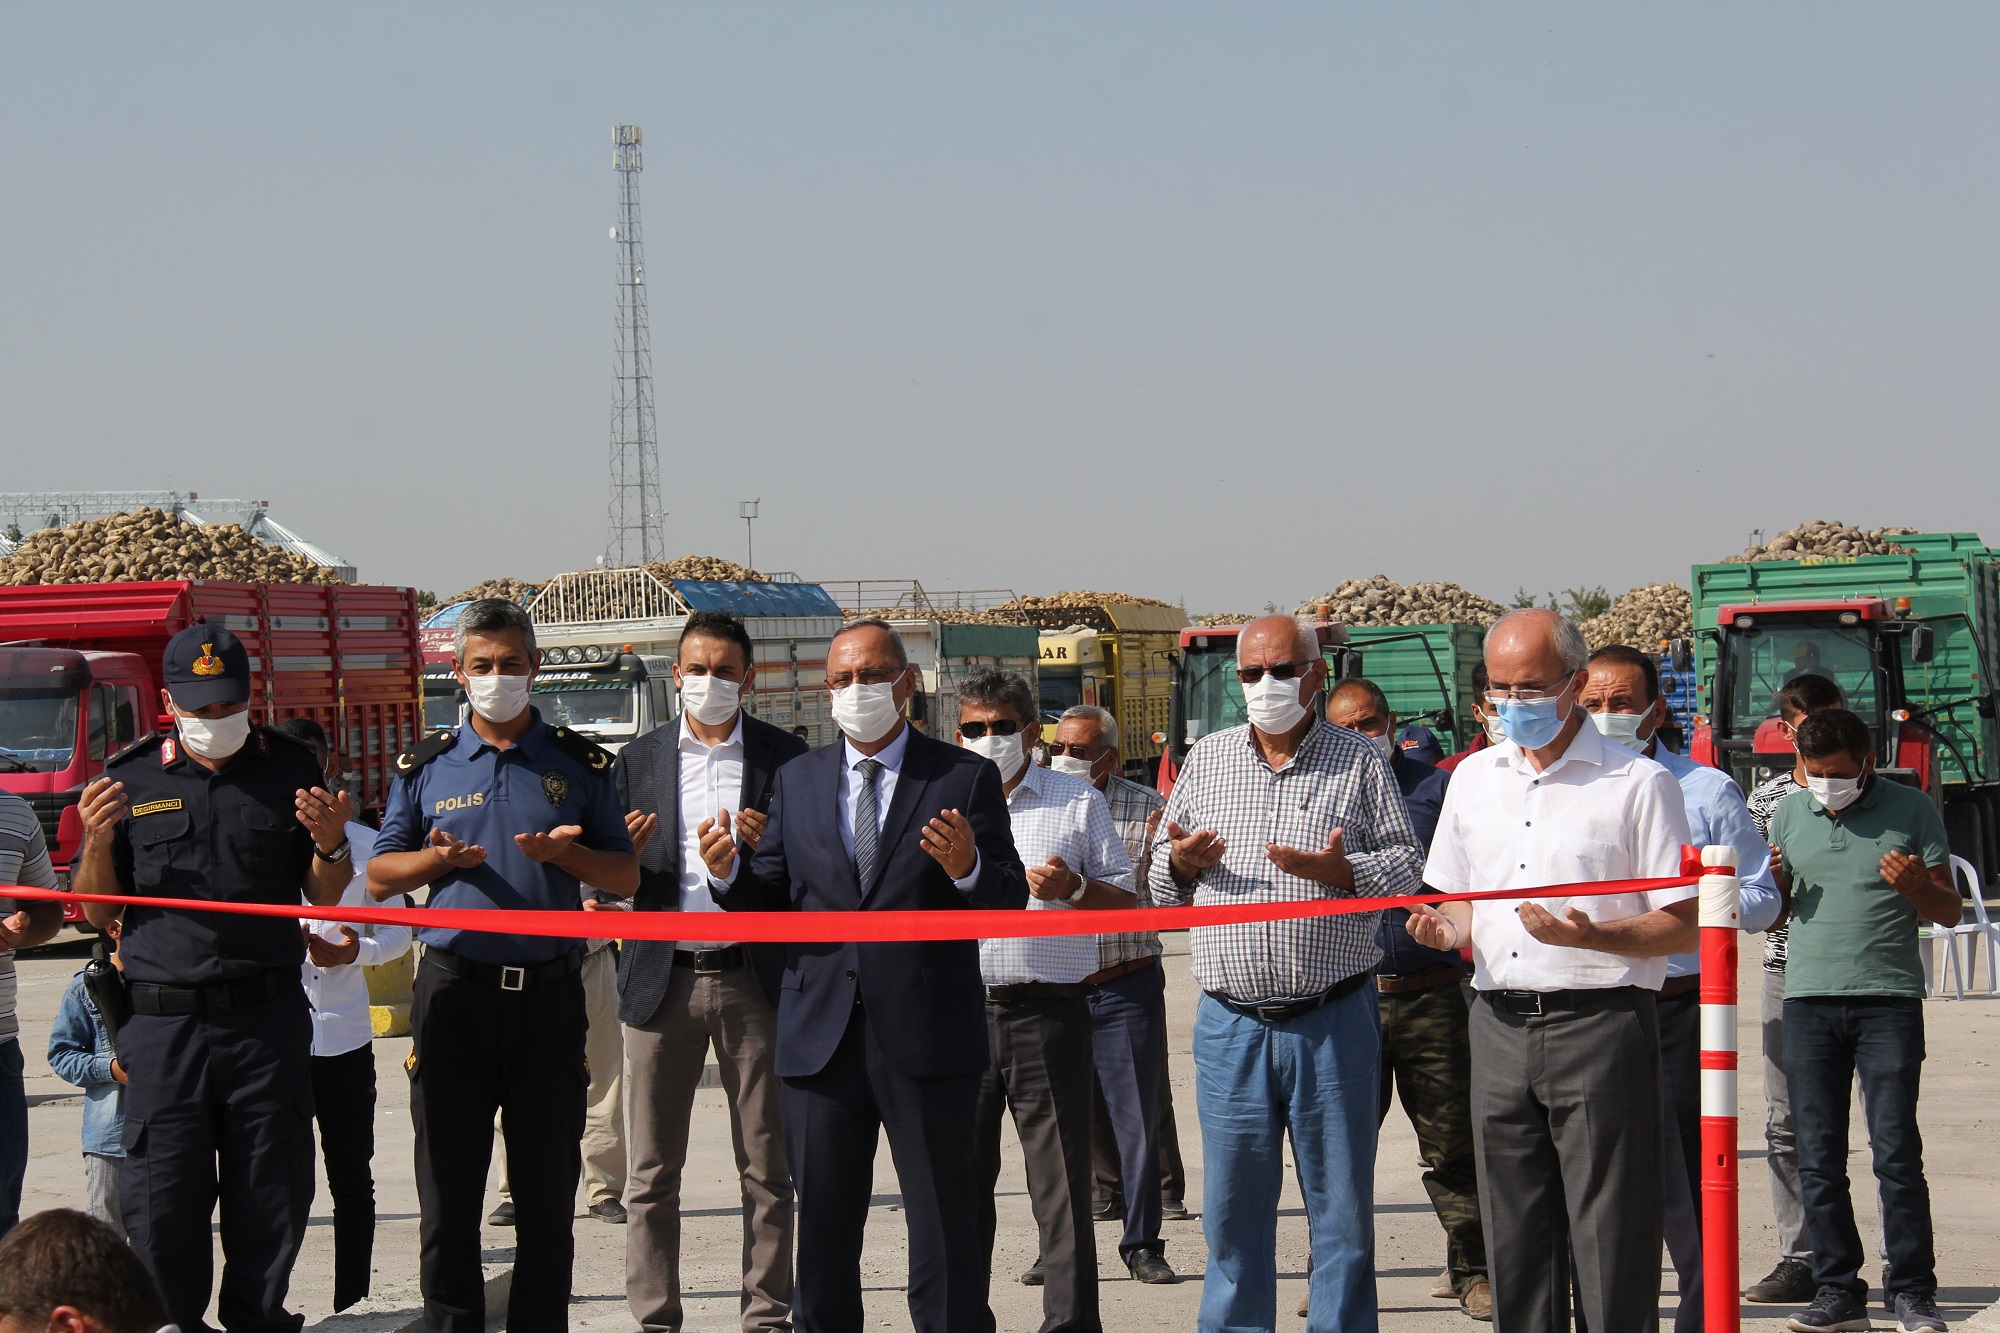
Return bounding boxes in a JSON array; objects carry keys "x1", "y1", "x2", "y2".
[
  {"x1": 707, "y1": 618, "x2": 1028, "y2": 1333},
  {"x1": 614, "y1": 610, "x2": 811, "y2": 1333}
]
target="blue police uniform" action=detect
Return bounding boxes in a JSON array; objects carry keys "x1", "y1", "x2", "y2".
[
  {"x1": 107, "y1": 626, "x2": 335, "y2": 1333},
  {"x1": 375, "y1": 709, "x2": 631, "y2": 1332}
]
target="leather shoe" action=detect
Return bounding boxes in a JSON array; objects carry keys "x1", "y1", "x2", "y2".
[
  {"x1": 588, "y1": 1199, "x2": 628, "y2": 1224},
  {"x1": 1432, "y1": 1268, "x2": 1457, "y2": 1299},
  {"x1": 486, "y1": 1201, "x2": 515, "y2": 1227},
  {"x1": 1297, "y1": 1291, "x2": 1310, "y2": 1319},
  {"x1": 1461, "y1": 1281, "x2": 1493, "y2": 1322},
  {"x1": 1160, "y1": 1195, "x2": 1189, "y2": 1221},
  {"x1": 1091, "y1": 1198, "x2": 1124, "y2": 1223},
  {"x1": 1021, "y1": 1260, "x2": 1045, "y2": 1287},
  {"x1": 1126, "y1": 1247, "x2": 1177, "y2": 1284}
]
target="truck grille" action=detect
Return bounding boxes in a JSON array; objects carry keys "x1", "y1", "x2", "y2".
[{"x1": 23, "y1": 792, "x2": 78, "y2": 855}]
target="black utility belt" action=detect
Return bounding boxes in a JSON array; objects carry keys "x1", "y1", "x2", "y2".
[
  {"x1": 1208, "y1": 970, "x2": 1371, "y2": 1023},
  {"x1": 985, "y1": 981, "x2": 1092, "y2": 1003},
  {"x1": 128, "y1": 969, "x2": 295, "y2": 1018},
  {"x1": 1482, "y1": 985, "x2": 1647, "y2": 1017},
  {"x1": 423, "y1": 946, "x2": 583, "y2": 992},
  {"x1": 673, "y1": 946, "x2": 747, "y2": 974}
]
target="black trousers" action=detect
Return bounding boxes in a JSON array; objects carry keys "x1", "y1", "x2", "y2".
[
  {"x1": 1658, "y1": 991, "x2": 1704, "y2": 1333},
  {"x1": 119, "y1": 987, "x2": 315, "y2": 1333},
  {"x1": 410, "y1": 958, "x2": 588, "y2": 1333},
  {"x1": 312, "y1": 1043, "x2": 380, "y2": 1311},
  {"x1": 782, "y1": 1004, "x2": 984, "y2": 1333},
  {"x1": 974, "y1": 994, "x2": 1100, "y2": 1333}
]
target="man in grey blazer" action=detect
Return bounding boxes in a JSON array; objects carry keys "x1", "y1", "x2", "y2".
[{"x1": 614, "y1": 610, "x2": 811, "y2": 1333}]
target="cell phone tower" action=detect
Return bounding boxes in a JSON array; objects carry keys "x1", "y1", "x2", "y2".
[{"x1": 606, "y1": 124, "x2": 665, "y2": 566}]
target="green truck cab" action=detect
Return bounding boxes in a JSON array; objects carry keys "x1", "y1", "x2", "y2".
[{"x1": 1689, "y1": 531, "x2": 2000, "y2": 880}]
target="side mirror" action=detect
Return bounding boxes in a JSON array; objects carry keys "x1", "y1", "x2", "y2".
[
  {"x1": 1669, "y1": 638, "x2": 1693, "y2": 673},
  {"x1": 1910, "y1": 625, "x2": 1937, "y2": 665},
  {"x1": 907, "y1": 690, "x2": 928, "y2": 723}
]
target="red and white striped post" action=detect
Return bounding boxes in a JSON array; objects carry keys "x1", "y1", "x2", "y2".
[{"x1": 1699, "y1": 844, "x2": 1742, "y2": 1333}]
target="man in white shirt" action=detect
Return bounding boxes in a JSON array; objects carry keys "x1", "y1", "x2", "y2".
[
  {"x1": 958, "y1": 670, "x2": 1139, "y2": 1330},
  {"x1": 613, "y1": 611, "x2": 810, "y2": 1333},
  {"x1": 276, "y1": 717, "x2": 414, "y2": 1314},
  {"x1": 1411, "y1": 610, "x2": 1696, "y2": 1333}
]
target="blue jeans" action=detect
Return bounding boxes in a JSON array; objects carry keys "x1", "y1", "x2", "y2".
[
  {"x1": 1783, "y1": 996, "x2": 1934, "y2": 1302},
  {"x1": 0, "y1": 1038, "x2": 26, "y2": 1239},
  {"x1": 1193, "y1": 984, "x2": 1379, "y2": 1333}
]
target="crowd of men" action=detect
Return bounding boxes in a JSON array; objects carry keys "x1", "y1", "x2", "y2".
[{"x1": 0, "y1": 601, "x2": 1964, "y2": 1333}]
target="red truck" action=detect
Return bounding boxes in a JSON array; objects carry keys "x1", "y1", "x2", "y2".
[{"x1": 0, "y1": 581, "x2": 423, "y2": 923}]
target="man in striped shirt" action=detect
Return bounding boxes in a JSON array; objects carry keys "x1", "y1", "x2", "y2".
[
  {"x1": 0, "y1": 790, "x2": 66, "y2": 1238},
  {"x1": 1160, "y1": 616, "x2": 1425, "y2": 1333}
]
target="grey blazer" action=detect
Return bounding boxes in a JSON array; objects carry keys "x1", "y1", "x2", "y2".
[{"x1": 612, "y1": 712, "x2": 811, "y2": 1025}]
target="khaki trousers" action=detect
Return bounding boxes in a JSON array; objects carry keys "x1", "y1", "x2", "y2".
[
  {"x1": 497, "y1": 945, "x2": 627, "y2": 1208},
  {"x1": 625, "y1": 964, "x2": 793, "y2": 1333}
]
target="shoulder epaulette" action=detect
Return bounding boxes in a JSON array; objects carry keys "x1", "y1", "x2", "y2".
[
  {"x1": 547, "y1": 725, "x2": 615, "y2": 774},
  {"x1": 104, "y1": 732, "x2": 166, "y2": 769},
  {"x1": 393, "y1": 729, "x2": 459, "y2": 777}
]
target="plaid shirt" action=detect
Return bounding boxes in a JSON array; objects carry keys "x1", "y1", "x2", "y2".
[
  {"x1": 1161, "y1": 719, "x2": 1423, "y2": 1002},
  {"x1": 979, "y1": 762, "x2": 1136, "y2": 985},
  {"x1": 1096, "y1": 774, "x2": 1167, "y2": 970}
]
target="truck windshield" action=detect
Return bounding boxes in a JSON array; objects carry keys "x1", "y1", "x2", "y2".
[
  {"x1": 1183, "y1": 648, "x2": 1246, "y2": 745},
  {"x1": 1723, "y1": 624, "x2": 1881, "y2": 734},
  {"x1": 532, "y1": 684, "x2": 638, "y2": 735},
  {"x1": 1038, "y1": 669, "x2": 1081, "y2": 723},
  {"x1": 0, "y1": 688, "x2": 80, "y2": 772}
]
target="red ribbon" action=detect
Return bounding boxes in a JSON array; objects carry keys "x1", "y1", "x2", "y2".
[{"x1": 4, "y1": 877, "x2": 1699, "y2": 944}]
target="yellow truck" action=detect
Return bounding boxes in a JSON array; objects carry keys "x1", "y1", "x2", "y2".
[{"x1": 1031, "y1": 602, "x2": 1188, "y2": 782}]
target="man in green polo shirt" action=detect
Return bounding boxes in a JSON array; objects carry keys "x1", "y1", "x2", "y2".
[{"x1": 1769, "y1": 708, "x2": 1961, "y2": 1333}]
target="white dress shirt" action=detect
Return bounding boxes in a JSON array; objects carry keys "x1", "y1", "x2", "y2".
[
  {"x1": 979, "y1": 762, "x2": 1135, "y2": 986},
  {"x1": 302, "y1": 823, "x2": 413, "y2": 1058},
  {"x1": 1423, "y1": 720, "x2": 1694, "y2": 993},
  {"x1": 678, "y1": 712, "x2": 746, "y2": 949},
  {"x1": 1648, "y1": 743, "x2": 1783, "y2": 977}
]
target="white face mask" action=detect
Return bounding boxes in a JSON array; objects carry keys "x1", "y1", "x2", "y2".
[
  {"x1": 679, "y1": 673, "x2": 742, "y2": 727},
  {"x1": 1481, "y1": 713, "x2": 1508, "y2": 745},
  {"x1": 962, "y1": 731, "x2": 1029, "y2": 782},
  {"x1": 176, "y1": 708, "x2": 252, "y2": 760},
  {"x1": 831, "y1": 679, "x2": 903, "y2": 744},
  {"x1": 1243, "y1": 671, "x2": 1310, "y2": 735},
  {"x1": 1050, "y1": 753, "x2": 1096, "y2": 781},
  {"x1": 463, "y1": 673, "x2": 532, "y2": 724},
  {"x1": 1372, "y1": 733, "x2": 1397, "y2": 762},
  {"x1": 1589, "y1": 708, "x2": 1653, "y2": 753},
  {"x1": 1807, "y1": 774, "x2": 1864, "y2": 812}
]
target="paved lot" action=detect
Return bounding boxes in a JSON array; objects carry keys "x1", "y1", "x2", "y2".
[{"x1": 15, "y1": 932, "x2": 2000, "y2": 1330}]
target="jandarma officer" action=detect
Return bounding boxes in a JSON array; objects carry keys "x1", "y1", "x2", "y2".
[
  {"x1": 72, "y1": 624, "x2": 356, "y2": 1333},
  {"x1": 368, "y1": 598, "x2": 638, "y2": 1333}
]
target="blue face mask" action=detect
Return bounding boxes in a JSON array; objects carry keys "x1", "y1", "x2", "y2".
[{"x1": 1493, "y1": 691, "x2": 1571, "y2": 750}]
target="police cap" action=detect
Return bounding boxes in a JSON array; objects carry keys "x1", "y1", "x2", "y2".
[{"x1": 163, "y1": 623, "x2": 252, "y2": 709}]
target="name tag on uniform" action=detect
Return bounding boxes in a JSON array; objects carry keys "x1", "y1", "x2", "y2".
[{"x1": 131, "y1": 799, "x2": 184, "y2": 818}]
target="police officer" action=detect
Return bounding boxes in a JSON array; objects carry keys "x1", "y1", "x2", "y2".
[
  {"x1": 367, "y1": 598, "x2": 637, "y2": 1333},
  {"x1": 71, "y1": 624, "x2": 356, "y2": 1333}
]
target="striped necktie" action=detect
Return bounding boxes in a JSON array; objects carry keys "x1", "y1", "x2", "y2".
[{"x1": 853, "y1": 758, "x2": 884, "y2": 888}]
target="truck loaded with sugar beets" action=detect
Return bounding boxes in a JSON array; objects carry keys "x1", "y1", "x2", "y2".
[
  {"x1": 0, "y1": 579, "x2": 424, "y2": 923},
  {"x1": 1688, "y1": 530, "x2": 2000, "y2": 881}
]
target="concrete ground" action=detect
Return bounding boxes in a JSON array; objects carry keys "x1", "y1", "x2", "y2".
[{"x1": 15, "y1": 931, "x2": 2000, "y2": 1331}]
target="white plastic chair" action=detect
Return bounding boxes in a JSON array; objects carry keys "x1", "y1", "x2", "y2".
[
  {"x1": 1919, "y1": 917, "x2": 1966, "y2": 999},
  {"x1": 1948, "y1": 855, "x2": 2000, "y2": 996}
]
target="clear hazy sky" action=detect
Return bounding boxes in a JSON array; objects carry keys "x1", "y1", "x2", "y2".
[{"x1": 4, "y1": 5, "x2": 1995, "y2": 613}]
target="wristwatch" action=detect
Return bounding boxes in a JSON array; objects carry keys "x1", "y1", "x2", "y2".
[
  {"x1": 315, "y1": 839, "x2": 353, "y2": 864},
  {"x1": 1065, "y1": 873, "x2": 1088, "y2": 903}
]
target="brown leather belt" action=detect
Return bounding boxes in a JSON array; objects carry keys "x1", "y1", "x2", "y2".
[
  {"x1": 1084, "y1": 955, "x2": 1160, "y2": 987},
  {"x1": 1375, "y1": 963, "x2": 1471, "y2": 996},
  {"x1": 1658, "y1": 974, "x2": 1700, "y2": 1000}
]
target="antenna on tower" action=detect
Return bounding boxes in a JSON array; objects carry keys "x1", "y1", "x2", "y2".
[{"x1": 607, "y1": 124, "x2": 665, "y2": 567}]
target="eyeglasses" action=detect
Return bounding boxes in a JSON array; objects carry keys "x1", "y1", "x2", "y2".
[
  {"x1": 1236, "y1": 661, "x2": 1316, "y2": 685},
  {"x1": 827, "y1": 668, "x2": 904, "y2": 689},
  {"x1": 1045, "y1": 741, "x2": 1106, "y2": 758},
  {"x1": 959, "y1": 719, "x2": 1026, "y2": 738},
  {"x1": 1484, "y1": 686, "x2": 1568, "y2": 704}
]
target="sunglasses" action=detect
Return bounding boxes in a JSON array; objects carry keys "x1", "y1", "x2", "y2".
[
  {"x1": 1235, "y1": 661, "x2": 1315, "y2": 685},
  {"x1": 1045, "y1": 742, "x2": 1106, "y2": 758},
  {"x1": 959, "y1": 719, "x2": 1027, "y2": 738}
]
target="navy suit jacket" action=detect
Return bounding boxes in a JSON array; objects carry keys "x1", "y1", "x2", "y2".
[
  {"x1": 613, "y1": 713, "x2": 810, "y2": 1024},
  {"x1": 715, "y1": 725, "x2": 1028, "y2": 1080}
]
